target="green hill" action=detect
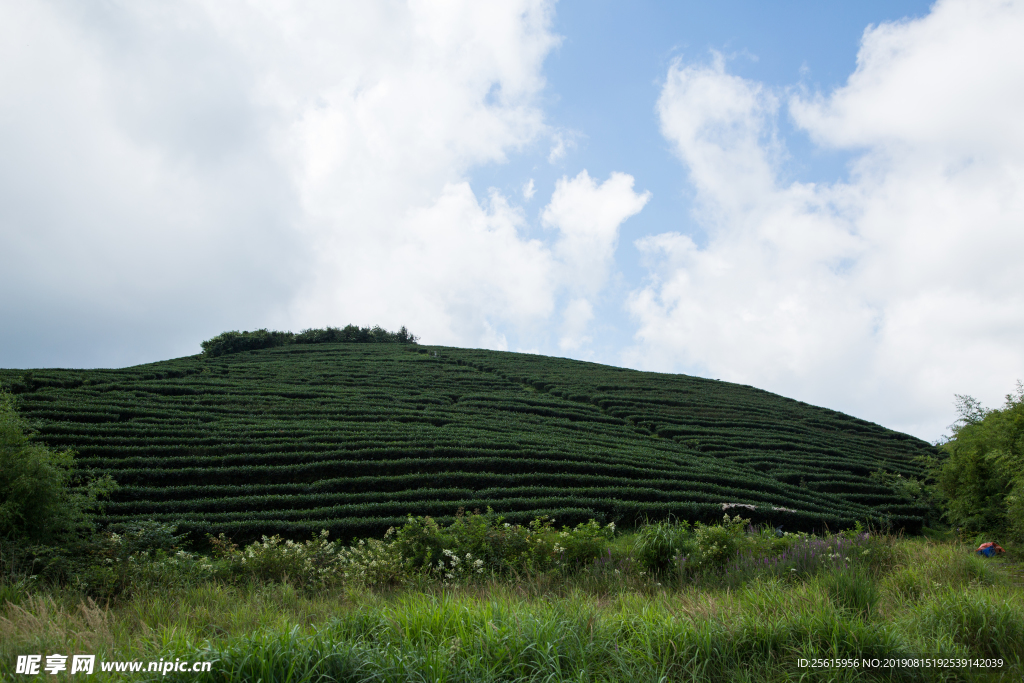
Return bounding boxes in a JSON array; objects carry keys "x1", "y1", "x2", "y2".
[{"x1": 0, "y1": 344, "x2": 935, "y2": 542}]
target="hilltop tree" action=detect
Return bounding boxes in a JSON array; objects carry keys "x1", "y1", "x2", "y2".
[
  {"x1": 200, "y1": 329, "x2": 295, "y2": 357},
  {"x1": 202, "y1": 324, "x2": 419, "y2": 357}
]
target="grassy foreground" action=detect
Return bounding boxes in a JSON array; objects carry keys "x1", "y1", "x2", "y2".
[{"x1": 2, "y1": 534, "x2": 1022, "y2": 682}]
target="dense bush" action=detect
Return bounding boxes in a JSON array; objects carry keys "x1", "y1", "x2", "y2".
[
  {"x1": 393, "y1": 508, "x2": 614, "y2": 578},
  {"x1": 293, "y1": 325, "x2": 418, "y2": 345},
  {"x1": 632, "y1": 519, "x2": 694, "y2": 574},
  {"x1": 633, "y1": 514, "x2": 752, "y2": 575},
  {"x1": 933, "y1": 382, "x2": 1024, "y2": 539},
  {"x1": 72, "y1": 521, "x2": 193, "y2": 598},
  {"x1": 0, "y1": 392, "x2": 114, "y2": 547},
  {"x1": 64, "y1": 510, "x2": 618, "y2": 596}
]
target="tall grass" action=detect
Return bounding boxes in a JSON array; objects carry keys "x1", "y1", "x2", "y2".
[{"x1": 1, "y1": 532, "x2": 1020, "y2": 682}]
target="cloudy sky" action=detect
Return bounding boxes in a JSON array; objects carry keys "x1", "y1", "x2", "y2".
[{"x1": 2, "y1": 0, "x2": 1022, "y2": 442}]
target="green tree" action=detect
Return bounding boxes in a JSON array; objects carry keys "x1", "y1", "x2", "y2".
[
  {"x1": 934, "y1": 382, "x2": 1024, "y2": 538},
  {"x1": 205, "y1": 324, "x2": 419, "y2": 356},
  {"x1": 200, "y1": 329, "x2": 294, "y2": 357},
  {"x1": 0, "y1": 392, "x2": 115, "y2": 545}
]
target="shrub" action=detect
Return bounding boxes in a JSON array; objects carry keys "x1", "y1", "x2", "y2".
[
  {"x1": 69, "y1": 522, "x2": 194, "y2": 599},
  {"x1": 392, "y1": 509, "x2": 613, "y2": 578},
  {"x1": 392, "y1": 514, "x2": 450, "y2": 572},
  {"x1": 633, "y1": 519, "x2": 694, "y2": 574},
  {"x1": 334, "y1": 533, "x2": 405, "y2": 588},
  {"x1": 933, "y1": 383, "x2": 1024, "y2": 537},
  {"x1": 0, "y1": 392, "x2": 115, "y2": 546},
  {"x1": 693, "y1": 515, "x2": 747, "y2": 568},
  {"x1": 235, "y1": 531, "x2": 346, "y2": 587},
  {"x1": 556, "y1": 519, "x2": 615, "y2": 568},
  {"x1": 634, "y1": 515, "x2": 753, "y2": 576}
]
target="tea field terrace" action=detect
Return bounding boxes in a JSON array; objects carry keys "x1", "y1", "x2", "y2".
[{"x1": 0, "y1": 344, "x2": 936, "y2": 543}]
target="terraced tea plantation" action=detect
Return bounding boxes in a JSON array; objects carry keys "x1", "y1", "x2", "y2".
[{"x1": 0, "y1": 344, "x2": 935, "y2": 543}]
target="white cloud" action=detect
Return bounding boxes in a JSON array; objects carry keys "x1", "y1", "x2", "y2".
[
  {"x1": 547, "y1": 129, "x2": 578, "y2": 163},
  {"x1": 294, "y1": 181, "x2": 557, "y2": 348},
  {"x1": 543, "y1": 170, "x2": 651, "y2": 296},
  {"x1": 789, "y1": 0, "x2": 1024, "y2": 157},
  {"x1": 523, "y1": 178, "x2": 536, "y2": 200},
  {"x1": 0, "y1": 0, "x2": 566, "y2": 364},
  {"x1": 541, "y1": 170, "x2": 650, "y2": 353},
  {"x1": 629, "y1": 0, "x2": 1024, "y2": 440},
  {"x1": 559, "y1": 297, "x2": 594, "y2": 351}
]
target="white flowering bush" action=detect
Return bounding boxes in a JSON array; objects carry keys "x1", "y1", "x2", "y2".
[
  {"x1": 130, "y1": 549, "x2": 217, "y2": 586},
  {"x1": 74, "y1": 511, "x2": 617, "y2": 594},
  {"x1": 210, "y1": 530, "x2": 406, "y2": 589},
  {"x1": 393, "y1": 509, "x2": 615, "y2": 577},
  {"x1": 334, "y1": 532, "x2": 405, "y2": 588},
  {"x1": 692, "y1": 515, "x2": 749, "y2": 568},
  {"x1": 232, "y1": 531, "x2": 350, "y2": 588},
  {"x1": 635, "y1": 514, "x2": 752, "y2": 575},
  {"x1": 555, "y1": 519, "x2": 616, "y2": 570},
  {"x1": 433, "y1": 549, "x2": 485, "y2": 586},
  {"x1": 236, "y1": 534, "x2": 315, "y2": 584}
]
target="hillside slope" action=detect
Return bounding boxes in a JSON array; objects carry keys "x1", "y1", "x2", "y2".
[{"x1": 0, "y1": 344, "x2": 935, "y2": 541}]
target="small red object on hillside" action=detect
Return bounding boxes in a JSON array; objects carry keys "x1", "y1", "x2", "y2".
[{"x1": 975, "y1": 542, "x2": 1005, "y2": 557}]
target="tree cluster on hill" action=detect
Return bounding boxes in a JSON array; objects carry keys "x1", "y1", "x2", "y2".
[
  {"x1": 932, "y1": 381, "x2": 1024, "y2": 540},
  {"x1": 200, "y1": 325, "x2": 419, "y2": 358}
]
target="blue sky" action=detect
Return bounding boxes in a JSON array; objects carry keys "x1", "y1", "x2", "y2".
[
  {"x1": 1, "y1": 0, "x2": 1022, "y2": 441},
  {"x1": 472, "y1": 0, "x2": 937, "y2": 360}
]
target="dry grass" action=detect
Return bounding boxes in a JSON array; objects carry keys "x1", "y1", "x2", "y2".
[{"x1": 0, "y1": 595, "x2": 113, "y2": 659}]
